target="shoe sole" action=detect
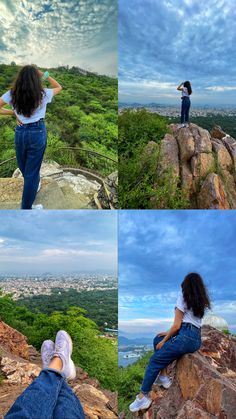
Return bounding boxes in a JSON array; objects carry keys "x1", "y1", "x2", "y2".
[{"x1": 129, "y1": 400, "x2": 152, "y2": 412}]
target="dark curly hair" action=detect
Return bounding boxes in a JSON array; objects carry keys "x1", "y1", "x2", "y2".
[
  {"x1": 11, "y1": 65, "x2": 44, "y2": 117},
  {"x1": 184, "y1": 81, "x2": 192, "y2": 95},
  {"x1": 181, "y1": 272, "x2": 211, "y2": 318}
]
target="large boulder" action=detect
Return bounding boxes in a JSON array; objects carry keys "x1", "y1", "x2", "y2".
[
  {"x1": 160, "y1": 134, "x2": 180, "y2": 177},
  {"x1": 0, "y1": 321, "x2": 30, "y2": 359},
  {"x1": 197, "y1": 173, "x2": 229, "y2": 209},
  {"x1": 133, "y1": 326, "x2": 236, "y2": 419},
  {"x1": 155, "y1": 124, "x2": 236, "y2": 208}
]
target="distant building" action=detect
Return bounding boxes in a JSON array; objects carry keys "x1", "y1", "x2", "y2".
[{"x1": 202, "y1": 313, "x2": 229, "y2": 332}]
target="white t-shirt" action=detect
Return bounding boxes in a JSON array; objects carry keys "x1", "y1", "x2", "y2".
[
  {"x1": 175, "y1": 293, "x2": 201, "y2": 328},
  {"x1": 1, "y1": 88, "x2": 53, "y2": 124},
  {"x1": 182, "y1": 87, "x2": 189, "y2": 98}
]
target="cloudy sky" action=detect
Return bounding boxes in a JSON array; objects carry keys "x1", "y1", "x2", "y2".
[
  {"x1": 0, "y1": 0, "x2": 117, "y2": 75},
  {"x1": 0, "y1": 211, "x2": 117, "y2": 274},
  {"x1": 119, "y1": 0, "x2": 236, "y2": 105},
  {"x1": 119, "y1": 211, "x2": 236, "y2": 338}
]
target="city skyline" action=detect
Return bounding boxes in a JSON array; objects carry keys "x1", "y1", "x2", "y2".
[
  {"x1": 0, "y1": 211, "x2": 117, "y2": 274},
  {"x1": 0, "y1": 0, "x2": 117, "y2": 75},
  {"x1": 119, "y1": 211, "x2": 236, "y2": 338},
  {"x1": 119, "y1": 0, "x2": 236, "y2": 105}
]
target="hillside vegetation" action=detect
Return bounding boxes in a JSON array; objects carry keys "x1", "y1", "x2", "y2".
[
  {"x1": 18, "y1": 288, "x2": 118, "y2": 330},
  {"x1": 0, "y1": 63, "x2": 117, "y2": 177},
  {"x1": 0, "y1": 292, "x2": 117, "y2": 391},
  {"x1": 119, "y1": 352, "x2": 151, "y2": 417},
  {"x1": 119, "y1": 109, "x2": 188, "y2": 209}
]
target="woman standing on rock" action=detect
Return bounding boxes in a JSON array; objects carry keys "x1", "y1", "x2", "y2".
[
  {"x1": 0, "y1": 65, "x2": 62, "y2": 209},
  {"x1": 177, "y1": 81, "x2": 192, "y2": 128},
  {"x1": 129, "y1": 272, "x2": 211, "y2": 413}
]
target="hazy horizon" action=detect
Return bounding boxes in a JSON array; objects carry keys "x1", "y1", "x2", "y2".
[
  {"x1": 0, "y1": 211, "x2": 117, "y2": 275},
  {"x1": 119, "y1": 0, "x2": 236, "y2": 105},
  {"x1": 0, "y1": 0, "x2": 117, "y2": 76}
]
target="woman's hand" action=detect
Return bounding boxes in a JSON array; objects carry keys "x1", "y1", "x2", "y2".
[
  {"x1": 16, "y1": 116, "x2": 23, "y2": 126},
  {"x1": 156, "y1": 340, "x2": 165, "y2": 350},
  {"x1": 37, "y1": 69, "x2": 43, "y2": 77},
  {"x1": 157, "y1": 332, "x2": 167, "y2": 337}
]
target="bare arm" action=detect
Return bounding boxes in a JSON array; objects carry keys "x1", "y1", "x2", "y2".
[
  {"x1": 38, "y1": 69, "x2": 62, "y2": 96},
  {"x1": 177, "y1": 82, "x2": 184, "y2": 91},
  {"x1": 0, "y1": 98, "x2": 15, "y2": 116},
  {"x1": 156, "y1": 309, "x2": 183, "y2": 350}
]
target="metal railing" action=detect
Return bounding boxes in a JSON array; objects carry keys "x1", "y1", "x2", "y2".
[{"x1": 0, "y1": 147, "x2": 117, "y2": 178}]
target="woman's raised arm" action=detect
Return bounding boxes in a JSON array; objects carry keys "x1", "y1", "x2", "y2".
[
  {"x1": 38, "y1": 69, "x2": 62, "y2": 96},
  {"x1": 177, "y1": 82, "x2": 184, "y2": 91}
]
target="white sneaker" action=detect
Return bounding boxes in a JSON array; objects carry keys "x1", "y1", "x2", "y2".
[
  {"x1": 41, "y1": 340, "x2": 55, "y2": 369},
  {"x1": 154, "y1": 374, "x2": 172, "y2": 389},
  {"x1": 53, "y1": 330, "x2": 76, "y2": 381},
  {"x1": 37, "y1": 180, "x2": 41, "y2": 193},
  {"x1": 129, "y1": 395, "x2": 152, "y2": 412},
  {"x1": 32, "y1": 204, "x2": 44, "y2": 210}
]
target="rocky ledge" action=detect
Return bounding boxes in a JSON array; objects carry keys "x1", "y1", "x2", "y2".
[
  {"x1": 148, "y1": 124, "x2": 236, "y2": 209},
  {"x1": 0, "y1": 321, "x2": 117, "y2": 418},
  {"x1": 127, "y1": 325, "x2": 236, "y2": 418},
  {"x1": 0, "y1": 161, "x2": 118, "y2": 209}
]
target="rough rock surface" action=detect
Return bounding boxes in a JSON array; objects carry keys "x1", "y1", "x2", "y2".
[
  {"x1": 153, "y1": 124, "x2": 236, "y2": 209},
  {"x1": 0, "y1": 321, "x2": 117, "y2": 418},
  {"x1": 0, "y1": 161, "x2": 117, "y2": 210},
  {"x1": 93, "y1": 171, "x2": 118, "y2": 209},
  {"x1": 128, "y1": 326, "x2": 236, "y2": 418},
  {"x1": 0, "y1": 321, "x2": 30, "y2": 359}
]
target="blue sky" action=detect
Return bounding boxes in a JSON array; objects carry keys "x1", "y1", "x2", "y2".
[
  {"x1": 119, "y1": 211, "x2": 236, "y2": 337},
  {"x1": 0, "y1": 211, "x2": 117, "y2": 274},
  {"x1": 0, "y1": 0, "x2": 117, "y2": 75},
  {"x1": 119, "y1": 0, "x2": 236, "y2": 105}
]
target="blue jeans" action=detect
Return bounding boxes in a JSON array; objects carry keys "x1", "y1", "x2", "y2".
[
  {"x1": 5, "y1": 369, "x2": 85, "y2": 419},
  {"x1": 14, "y1": 119, "x2": 47, "y2": 209},
  {"x1": 140, "y1": 323, "x2": 201, "y2": 394},
  {"x1": 181, "y1": 97, "x2": 191, "y2": 123}
]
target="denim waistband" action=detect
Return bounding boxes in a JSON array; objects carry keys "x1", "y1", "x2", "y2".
[
  {"x1": 181, "y1": 96, "x2": 190, "y2": 100},
  {"x1": 181, "y1": 322, "x2": 200, "y2": 331},
  {"x1": 21, "y1": 118, "x2": 45, "y2": 127}
]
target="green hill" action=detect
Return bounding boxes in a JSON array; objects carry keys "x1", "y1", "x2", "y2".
[{"x1": 0, "y1": 63, "x2": 117, "y2": 177}]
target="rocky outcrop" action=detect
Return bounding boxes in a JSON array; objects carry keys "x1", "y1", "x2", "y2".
[
  {"x1": 0, "y1": 321, "x2": 117, "y2": 418},
  {"x1": 128, "y1": 326, "x2": 236, "y2": 418},
  {"x1": 93, "y1": 171, "x2": 118, "y2": 209},
  {"x1": 0, "y1": 321, "x2": 30, "y2": 359},
  {"x1": 0, "y1": 161, "x2": 117, "y2": 209},
  {"x1": 154, "y1": 124, "x2": 236, "y2": 209}
]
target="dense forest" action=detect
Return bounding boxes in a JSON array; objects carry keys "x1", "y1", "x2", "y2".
[
  {"x1": 18, "y1": 288, "x2": 117, "y2": 330},
  {"x1": 119, "y1": 109, "x2": 188, "y2": 209},
  {"x1": 170, "y1": 115, "x2": 236, "y2": 138},
  {"x1": 0, "y1": 63, "x2": 117, "y2": 177},
  {"x1": 0, "y1": 291, "x2": 117, "y2": 391}
]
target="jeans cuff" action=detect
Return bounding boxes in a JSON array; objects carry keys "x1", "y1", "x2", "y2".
[{"x1": 43, "y1": 367, "x2": 66, "y2": 380}]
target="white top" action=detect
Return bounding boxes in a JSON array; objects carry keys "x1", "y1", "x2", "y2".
[
  {"x1": 175, "y1": 293, "x2": 201, "y2": 328},
  {"x1": 1, "y1": 88, "x2": 53, "y2": 124},
  {"x1": 182, "y1": 86, "x2": 189, "y2": 98}
]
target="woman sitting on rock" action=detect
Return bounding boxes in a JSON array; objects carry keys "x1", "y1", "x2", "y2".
[
  {"x1": 129, "y1": 272, "x2": 211, "y2": 413},
  {"x1": 5, "y1": 330, "x2": 85, "y2": 419},
  {"x1": 177, "y1": 81, "x2": 192, "y2": 128},
  {"x1": 0, "y1": 65, "x2": 62, "y2": 209}
]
